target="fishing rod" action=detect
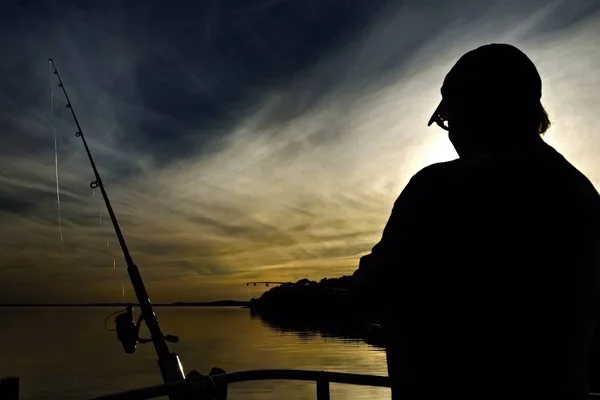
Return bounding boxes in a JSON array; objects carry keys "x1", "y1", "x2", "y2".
[{"x1": 48, "y1": 59, "x2": 185, "y2": 389}]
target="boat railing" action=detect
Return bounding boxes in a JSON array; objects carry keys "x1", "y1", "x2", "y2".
[
  {"x1": 89, "y1": 369, "x2": 391, "y2": 400},
  {"x1": 6, "y1": 372, "x2": 600, "y2": 399}
]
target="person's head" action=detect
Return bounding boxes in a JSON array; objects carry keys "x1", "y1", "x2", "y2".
[{"x1": 427, "y1": 43, "x2": 551, "y2": 158}]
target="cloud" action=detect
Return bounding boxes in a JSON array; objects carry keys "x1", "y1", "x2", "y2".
[{"x1": 0, "y1": 0, "x2": 599, "y2": 302}]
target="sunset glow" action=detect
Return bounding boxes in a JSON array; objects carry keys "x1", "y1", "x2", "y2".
[{"x1": 0, "y1": 0, "x2": 599, "y2": 303}]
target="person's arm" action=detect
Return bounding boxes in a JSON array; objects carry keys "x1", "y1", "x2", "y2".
[{"x1": 351, "y1": 168, "x2": 436, "y2": 315}]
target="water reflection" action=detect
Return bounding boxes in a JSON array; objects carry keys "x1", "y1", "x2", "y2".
[
  {"x1": 0, "y1": 307, "x2": 389, "y2": 400},
  {"x1": 254, "y1": 310, "x2": 385, "y2": 348}
]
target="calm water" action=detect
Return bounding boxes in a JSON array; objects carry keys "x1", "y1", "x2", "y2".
[{"x1": 0, "y1": 307, "x2": 389, "y2": 399}]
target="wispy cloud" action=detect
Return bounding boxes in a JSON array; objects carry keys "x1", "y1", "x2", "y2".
[{"x1": 0, "y1": 0, "x2": 599, "y2": 302}]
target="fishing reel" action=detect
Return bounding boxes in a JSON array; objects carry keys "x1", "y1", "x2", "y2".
[{"x1": 113, "y1": 305, "x2": 180, "y2": 354}]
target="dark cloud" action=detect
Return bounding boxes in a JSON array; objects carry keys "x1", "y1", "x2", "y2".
[
  {"x1": 128, "y1": 0, "x2": 395, "y2": 162},
  {"x1": 0, "y1": 0, "x2": 395, "y2": 165},
  {"x1": 2, "y1": 0, "x2": 596, "y2": 166},
  {"x1": 0, "y1": 194, "x2": 37, "y2": 215}
]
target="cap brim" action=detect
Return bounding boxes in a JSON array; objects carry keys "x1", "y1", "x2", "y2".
[{"x1": 427, "y1": 99, "x2": 443, "y2": 127}]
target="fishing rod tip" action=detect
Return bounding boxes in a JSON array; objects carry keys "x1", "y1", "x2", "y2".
[{"x1": 48, "y1": 58, "x2": 53, "y2": 62}]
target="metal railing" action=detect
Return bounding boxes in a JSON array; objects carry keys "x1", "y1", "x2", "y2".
[
  {"x1": 6, "y1": 372, "x2": 600, "y2": 399},
  {"x1": 90, "y1": 369, "x2": 391, "y2": 400}
]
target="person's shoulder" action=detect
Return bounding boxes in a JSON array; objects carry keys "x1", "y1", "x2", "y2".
[
  {"x1": 394, "y1": 160, "x2": 465, "y2": 205},
  {"x1": 543, "y1": 143, "x2": 599, "y2": 196},
  {"x1": 409, "y1": 159, "x2": 464, "y2": 186}
]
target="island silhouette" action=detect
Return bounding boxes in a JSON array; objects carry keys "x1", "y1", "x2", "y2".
[{"x1": 250, "y1": 276, "x2": 384, "y2": 347}]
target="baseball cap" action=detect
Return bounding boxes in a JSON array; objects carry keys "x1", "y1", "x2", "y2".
[{"x1": 427, "y1": 43, "x2": 542, "y2": 130}]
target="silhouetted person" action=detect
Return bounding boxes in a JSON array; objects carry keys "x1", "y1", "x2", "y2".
[{"x1": 351, "y1": 44, "x2": 600, "y2": 399}]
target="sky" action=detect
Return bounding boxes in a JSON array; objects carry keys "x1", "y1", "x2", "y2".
[{"x1": 0, "y1": 0, "x2": 599, "y2": 303}]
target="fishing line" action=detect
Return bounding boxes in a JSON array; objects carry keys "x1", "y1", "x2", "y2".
[
  {"x1": 114, "y1": 258, "x2": 125, "y2": 299},
  {"x1": 92, "y1": 173, "x2": 120, "y2": 297},
  {"x1": 88, "y1": 157, "x2": 118, "y2": 297},
  {"x1": 246, "y1": 285, "x2": 258, "y2": 314},
  {"x1": 103, "y1": 307, "x2": 128, "y2": 331},
  {"x1": 49, "y1": 60, "x2": 64, "y2": 246},
  {"x1": 91, "y1": 175, "x2": 118, "y2": 294},
  {"x1": 49, "y1": 59, "x2": 184, "y2": 385}
]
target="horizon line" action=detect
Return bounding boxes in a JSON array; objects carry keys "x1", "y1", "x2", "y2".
[{"x1": 0, "y1": 300, "x2": 251, "y2": 307}]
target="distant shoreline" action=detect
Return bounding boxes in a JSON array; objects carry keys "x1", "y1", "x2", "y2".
[{"x1": 0, "y1": 300, "x2": 250, "y2": 308}]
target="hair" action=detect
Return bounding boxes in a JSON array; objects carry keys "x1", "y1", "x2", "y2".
[
  {"x1": 536, "y1": 102, "x2": 551, "y2": 135},
  {"x1": 504, "y1": 100, "x2": 551, "y2": 137}
]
